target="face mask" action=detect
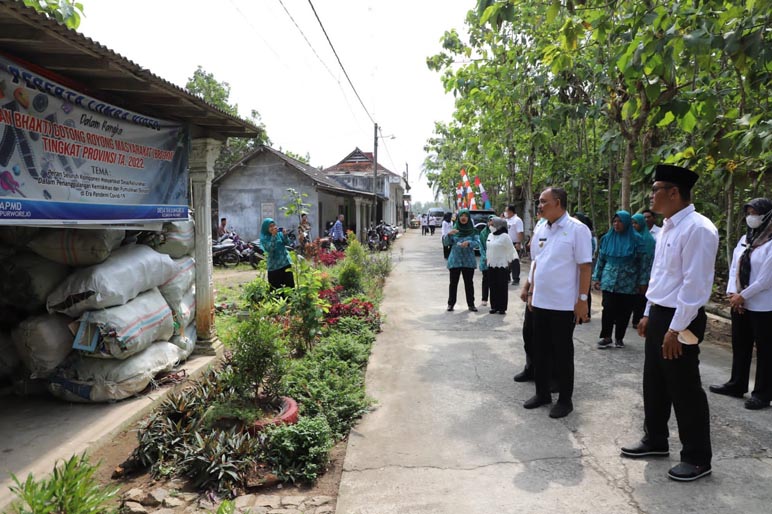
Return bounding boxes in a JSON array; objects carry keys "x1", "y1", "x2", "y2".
[{"x1": 746, "y1": 214, "x2": 763, "y2": 229}]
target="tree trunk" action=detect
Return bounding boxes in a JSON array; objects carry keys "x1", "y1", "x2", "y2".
[
  {"x1": 726, "y1": 177, "x2": 734, "y2": 271},
  {"x1": 621, "y1": 138, "x2": 635, "y2": 211},
  {"x1": 523, "y1": 143, "x2": 536, "y2": 236}
]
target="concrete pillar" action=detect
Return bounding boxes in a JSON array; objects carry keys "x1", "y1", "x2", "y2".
[
  {"x1": 354, "y1": 197, "x2": 363, "y2": 242},
  {"x1": 189, "y1": 137, "x2": 223, "y2": 355}
]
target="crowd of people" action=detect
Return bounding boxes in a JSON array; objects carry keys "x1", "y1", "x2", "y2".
[{"x1": 437, "y1": 163, "x2": 772, "y2": 482}]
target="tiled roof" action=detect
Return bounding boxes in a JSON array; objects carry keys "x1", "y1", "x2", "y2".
[{"x1": 323, "y1": 147, "x2": 400, "y2": 177}]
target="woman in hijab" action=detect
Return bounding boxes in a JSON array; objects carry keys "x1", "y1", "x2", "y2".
[
  {"x1": 710, "y1": 198, "x2": 772, "y2": 410},
  {"x1": 486, "y1": 216, "x2": 517, "y2": 314},
  {"x1": 630, "y1": 212, "x2": 656, "y2": 328},
  {"x1": 260, "y1": 218, "x2": 294, "y2": 290},
  {"x1": 478, "y1": 216, "x2": 492, "y2": 307},
  {"x1": 444, "y1": 208, "x2": 480, "y2": 311},
  {"x1": 592, "y1": 210, "x2": 649, "y2": 349},
  {"x1": 441, "y1": 211, "x2": 454, "y2": 259}
]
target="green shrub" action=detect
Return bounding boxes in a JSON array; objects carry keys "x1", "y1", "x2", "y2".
[
  {"x1": 310, "y1": 332, "x2": 372, "y2": 369},
  {"x1": 9, "y1": 454, "x2": 119, "y2": 514},
  {"x1": 243, "y1": 275, "x2": 272, "y2": 308},
  {"x1": 332, "y1": 317, "x2": 377, "y2": 342},
  {"x1": 229, "y1": 318, "x2": 289, "y2": 402},
  {"x1": 264, "y1": 415, "x2": 333, "y2": 483},
  {"x1": 337, "y1": 259, "x2": 363, "y2": 294},
  {"x1": 344, "y1": 238, "x2": 368, "y2": 269},
  {"x1": 283, "y1": 358, "x2": 372, "y2": 437},
  {"x1": 368, "y1": 252, "x2": 392, "y2": 280},
  {"x1": 180, "y1": 430, "x2": 261, "y2": 492}
]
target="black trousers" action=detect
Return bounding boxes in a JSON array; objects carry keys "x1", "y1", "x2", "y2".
[
  {"x1": 532, "y1": 307, "x2": 575, "y2": 402},
  {"x1": 448, "y1": 267, "x2": 475, "y2": 307},
  {"x1": 728, "y1": 309, "x2": 772, "y2": 400},
  {"x1": 429, "y1": 226, "x2": 436, "y2": 235},
  {"x1": 522, "y1": 304, "x2": 535, "y2": 372},
  {"x1": 632, "y1": 293, "x2": 647, "y2": 324},
  {"x1": 267, "y1": 265, "x2": 294, "y2": 290},
  {"x1": 480, "y1": 269, "x2": 490, "y2": 302},
  {"x1": 488, "y1": 267, "x2": 509, "y2": 312},
  {"x1": 643, "y1": 305, "x2": 711, "y2": 466},
  {"x1": 509, "y1": 255, "x2": 520, "y2": 283},
  {"x1": 600, "y1": 291, "x2": 637, "y2": 341}
]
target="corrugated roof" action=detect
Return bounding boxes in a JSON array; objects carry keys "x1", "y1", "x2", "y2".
[
  {"x1": 217, "y1": 145, "x2": 376, "y2": 198},
  {"x1": 323, "y1": 147, "x2": 400, "y2": 177},
  {"x1": 0, "y1": 0, "x2": 260, "y2": 138}
]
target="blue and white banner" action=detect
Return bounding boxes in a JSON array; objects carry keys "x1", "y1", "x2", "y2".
[{"x1": 0, "y1": 55, "x2": 189, "y2": 224}]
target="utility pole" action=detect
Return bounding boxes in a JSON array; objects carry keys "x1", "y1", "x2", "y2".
[{"x1": 372, "y1": 122, "x2": 378, "y2": 225}]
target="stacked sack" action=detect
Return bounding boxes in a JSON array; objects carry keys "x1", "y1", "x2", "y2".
[
  {"x1": 1, "y1": 228, "x2": 121, "y2": 394},
  {"x1": 0, "y1": 221, "x2": 198, "y2": 403}
]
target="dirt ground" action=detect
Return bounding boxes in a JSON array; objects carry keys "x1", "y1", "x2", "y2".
[{"x1": 91, "y1": 265, "x2": 346, "y2": 505}]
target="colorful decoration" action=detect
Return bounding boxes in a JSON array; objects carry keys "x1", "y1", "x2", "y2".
[{"x1": 474, "y1": 176, "x2": 492, "y2": 209}]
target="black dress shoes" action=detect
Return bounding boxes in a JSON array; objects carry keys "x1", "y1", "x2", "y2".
[
  {"x1": 744, "y1": 396, "x2": 770, "y2": 410},
  {"x1": 468, "y1": 305, "x2": 478, "y2": 312},
  {"x1": 447, "y1": 305, "x2": 454, "y2": 311},
  {"x1": 667, "y1": 462, "x2": 712, "y2": 481},
  {"x1": 523, "y1": 394, "x2": 552, "y2": 409},
  {"x1": 620, "y1": 441, "x2": 669, "y2": 458},
  {"x1": 549, "y1": 401, "x2": 573, "y2": 419},
  {"x1": 708, "y1": 384, "x2": 745, "y2": 398},
  {"x1": 513, "y1": 369, "x2": 534, "y2": 382}
]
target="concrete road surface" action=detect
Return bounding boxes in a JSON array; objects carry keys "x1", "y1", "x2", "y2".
[{"x1": 336, "y1": 231, "x2": 772, "y2": 514}]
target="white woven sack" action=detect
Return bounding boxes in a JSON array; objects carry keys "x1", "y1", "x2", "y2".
[
  {"x1": 159, "y1": 256, "x2": 195, "y2": 308},
  {"x1": 76, "y1": 288, "x2": 174, "y2": 360},
  {"x1": 48, "y1": 342, "x2": 183, "y2": 402},
  {"x1": 47, "y1": 244, "x2": 176, "y2": 317},
  {"x1": 155, "y1": 220, "x2": 195, "y2": 258},
  {"x1": 0, "y1": 331, "x2": 20, "y2": 379},
  {"x1": 27, "y1": 229, "x2": 125, "y2": 266},
  {"x1": 170, "y1": 288, "x2": 195, "y2": 335},
  {"x1": 11, "y1": 313, "x2": 73, "y2": 378},
  {"x1": 170, "y1": 321, "x2": 197, "y2": 360}
]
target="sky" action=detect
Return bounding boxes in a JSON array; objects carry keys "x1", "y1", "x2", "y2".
[{"x1": 77, "y1": 0, "x2": 474, "y2": 203}]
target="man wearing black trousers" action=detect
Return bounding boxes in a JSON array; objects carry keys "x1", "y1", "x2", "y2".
[
  {"x1": 505, "y1": 205, "x2": 524, "y2": 285},
  {"x1": 621, "y1": 164, "x2": 719, "y2": 482},
  {"x1": 524, "y1": 187, "x2": 592, "y2": 419}
]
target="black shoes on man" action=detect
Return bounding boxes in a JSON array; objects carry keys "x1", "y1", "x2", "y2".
[
  {"x1": 620, "y1": 441, "x2": 712, "y2": 482},
  {"x1": 708, "y1": 383, "x2": 745, "y2": 398},
  {"x1": 620, "y1": 441, "x2": 669, "y2": 458}
]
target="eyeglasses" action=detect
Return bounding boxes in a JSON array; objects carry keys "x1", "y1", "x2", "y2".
[{"x1": 651, "y1": 185, "x2": 675, "y2": 194}]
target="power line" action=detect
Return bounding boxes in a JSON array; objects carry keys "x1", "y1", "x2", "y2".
[
  {"x1": 306, "y1": 0, "x2": 375, "y2": 125},
  {"x1": 378, "y1": 126, "x2": 399, "y2": 174},
  {"x1": 276, "y1": 0, "x2": 339, "y2": 84},
  {"x1": 226, "y1": 0, "x2": 284, "y2": 64}
]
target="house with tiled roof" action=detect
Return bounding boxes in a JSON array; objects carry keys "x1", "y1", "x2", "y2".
[
  {"x1": 214, "y1": 145, "x2": 375, "y2": 242},
  {"x1": 323, "y1": 147, "x2": 407, "y2": 227}
]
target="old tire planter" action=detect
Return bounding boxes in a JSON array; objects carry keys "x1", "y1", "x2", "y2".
[{"x1": 247, "y1": 396, "x2": 299, "y2": 434}]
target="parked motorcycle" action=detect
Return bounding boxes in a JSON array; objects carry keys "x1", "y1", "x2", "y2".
[
  {"x1": 240, "y1": 239, "x2": 264, "y2": 269},
  {"x1": 212, "y1": 234, "x2": 240, "y2": 267}
]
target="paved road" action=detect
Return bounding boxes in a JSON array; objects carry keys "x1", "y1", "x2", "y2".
[{"x1": 336, "y1": 231, "x2": 772, "y2": 514}]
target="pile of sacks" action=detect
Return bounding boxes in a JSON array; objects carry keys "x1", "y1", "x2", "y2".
[{"x1": 0, "y1": 220, "x2": 198, "y2": 402}]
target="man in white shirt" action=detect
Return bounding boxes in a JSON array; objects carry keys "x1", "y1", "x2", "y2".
[
  {"x1": 621, "y1": 164, "x2": 719, "y2": 482},
  {"x1": 642, "y1": 209, "x2": 661, "y2": 239},
  {"x1": 515, "y1": 209, "x2": 548, "y2": 383},
  {"x1": 525, "y1": 188, "x2": 592, "y2": 419},
  {"x1": 505, "y1": 205, "x2": 524, "y2": 285}
]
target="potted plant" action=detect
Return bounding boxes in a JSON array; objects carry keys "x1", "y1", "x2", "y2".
[{"x1": 204, "y1": 317, "x2": 297, "y2": 433}]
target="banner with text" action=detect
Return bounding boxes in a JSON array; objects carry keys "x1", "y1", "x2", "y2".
[{"x1": 0, "y1": 55, "x2": 189, "y2": 224}]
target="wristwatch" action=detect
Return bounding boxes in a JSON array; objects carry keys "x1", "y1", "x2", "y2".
[{"x1": 579, "y1": 294, "x2": 588, "y2": 301}]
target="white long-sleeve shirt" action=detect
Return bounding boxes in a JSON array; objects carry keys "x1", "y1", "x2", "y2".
[
  {"x1": 486, "y1": 232, "x2": 517, "y2": 268},
  {"x1": 726, "y1": 234, "x2": 772, "y2": 312},
  {"x1": 644, "y1": 204, "x2": 719, "y2": 332}
]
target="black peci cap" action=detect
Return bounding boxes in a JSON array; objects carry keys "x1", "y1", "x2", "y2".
[{"x1": 653, "y1": 164, "x2": 699, "y2": 191}]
